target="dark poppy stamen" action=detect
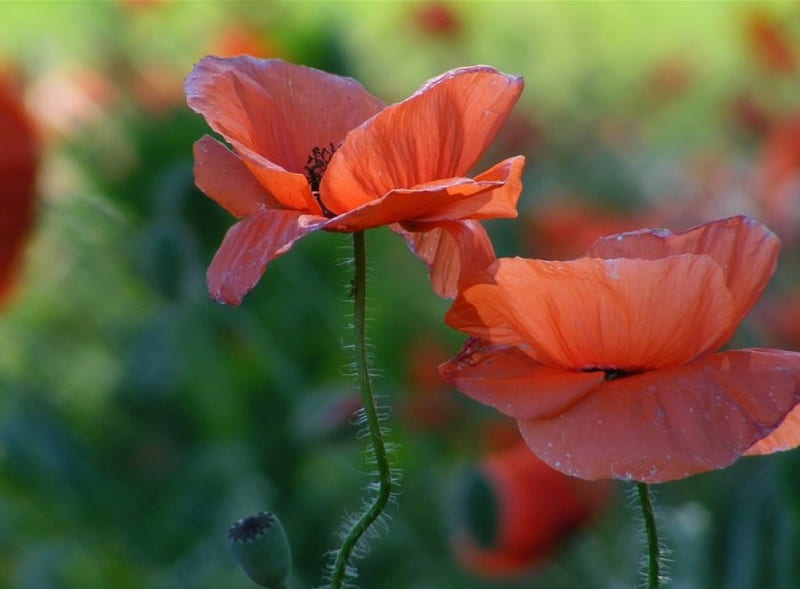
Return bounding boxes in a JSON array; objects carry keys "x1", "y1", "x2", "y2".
[
  {"x1": 582, "y1": 367, "x2": 631, "y2": 381},
  {"x1": 304, "y1": 142, "x2": 338, "y2": 217},
  {"x1": 603, "y1": 369, "x2": 627, "y2": 381}
]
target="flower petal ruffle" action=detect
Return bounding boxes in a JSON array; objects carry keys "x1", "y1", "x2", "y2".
[
  {"x1": 207, "y1": 209, "x2": 327, "y2": 305},
  {"x1": 185, "y1": 56, "x2": 383, "y2": 173},
  {"x1": 326, "y1": 156, "x2": 523, "y2": 231},
  {"x1": 517, "y1": 348, "x2": 800, "y2": 482},
  {"x1": 449, "y1": 255, "x2": 737, "y2": 370},
  {"x1": 586, "y1": 216, "x2": 779, "y2": 342},
  {"x1": 745, "y1": 404, "x2": 800, "y2": 455},
  {"x1": 193, "y1": 136, "x2": 279, "y2": 218},
  {"x1": 440, "y1": 338, "x2": 606, "y2": 420},
  {"x1": 321, "y1": 66, "x2": 523, "y2": 213},
  {"x1": 393, "y1": 220, "x2": 496, "y2": 299},
  {"x1": 185, "y1": 56, "x2": 384, "y2": 213}
]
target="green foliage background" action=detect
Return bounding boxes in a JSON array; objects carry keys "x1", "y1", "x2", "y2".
[{"x1": 1, "y1": 1, "x2": 799, "y2": 588}]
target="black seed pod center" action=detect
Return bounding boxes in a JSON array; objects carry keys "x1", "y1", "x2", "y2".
[
  {"x1": 303, "y1": 143, "x2": 338, "y2": 217},
  {"x1": 581, "y1": 367, "x2": 632, "y2": 381},
  {"x1": 228, "y1": 512, "x2": 275, "y2": 542}
]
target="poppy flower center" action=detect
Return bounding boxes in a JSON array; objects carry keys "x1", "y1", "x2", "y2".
[
  {"x1": 304, "y1": 143, "x2": 338, "y2": 217},
  {"x1": 582, "y1": 367, "x2": 632, "y2": 381}
]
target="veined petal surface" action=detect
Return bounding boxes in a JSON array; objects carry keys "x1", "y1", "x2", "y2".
[
  {"x1": 193, "y1": 136, "x2": 279, "y2": 218},
  {"x1": 185, "y1": 56, "x2": 384, "y2": 172},
  {"x1": 326, "y1": 156, "x2": 523, "y2": 231},
  {"x1": 440, "y1": 338, "x2": 605, "y2": 420},
  {"x1": 207, "y1": 209, "x2": 327, "y2": 305},
  {"x1": 586, "y1": 216, "x2": 779, "y2": 335},
  {"x1": 185, "y1": 56, "x2": 384, "y2": 212},
  {"x1": 321, "y1": 66, "x2": 523, "y2": 213},
  {"x1": 518, "y1": 349, "x2": 800, "y2": 482},
  {"x1": 745, "y1": 404, "x2": 800, "y2": 455},
  {"x1": 453, "y1": 256, "x2": 736, "y2": 370},
  {"x1": 392, "y1": 220, "x2": 496, "y2": 299}
]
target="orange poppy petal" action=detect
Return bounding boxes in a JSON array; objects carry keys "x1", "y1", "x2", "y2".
[
  {"x1": 586, "y1": 216, "x2": 779, "y2": 333},
  {"x1": 193, "y1": 136, "x2": 278, "y2": 218},
  {"x1": 518, "y1": 349, "x2": 800, "y2": 482},
  {"x1": 446, "y1": 282, "x2": 529, "y2": 348},
  {"x1": 325, "y1": 156, "x2": 524, "y2": 231},
  {"x1": 392, "y1": 220, "x2": 496, "y2": 299},
  {"x1": 231, "y1": 142, "x2": 321, "y2": 214},
  {"x1": 321, "y1": 66, "x2": 523, "y2": 213},
  {"x1": 185, "y1": 56, "x2": 384, "y2": 212},
  {"x1": 745, "y1": 404, "x2": 800, "y2": 455},
  {"x1": 207, "y1": 209, "x2": 327, "y2": 305},
  {"x1": 439, "y1": 338, "x2": 605, "y2": 420},
  {"x1": 185, "y1": 55, "x2": 384, "y2": 172},
  {"x1": 486, "y1": 255, "x2": 736, "y2": 370}
]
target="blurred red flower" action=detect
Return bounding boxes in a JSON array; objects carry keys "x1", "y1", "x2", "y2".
[
  {"x1": 744, "y1": 10, "x2": 797, "y2": 74},
  {"x1": 0, "y1": 77, "x2": 38, "y2": 306},
  {"x1": 642, "y1": 55, "x2": 693, "y2": 103},
  {"x1": 452, "y1": 441, "x2": 611, "y2": 578},
  {"x1": 212, "y1": 24, "x2": 281, "y2": 59},
  {"x1": 524, "y1": 198, "x2": 649, "y2": 260},
  {"x1": 398, "y1": 336, "x2": 462, "y2": 431},
  {"x1": 757, "y1": 115, "x2": 800, "y2": 240},
  {"x1": 442, "y1": 216, "x2": 800, "y2": 482},
  {"x1": 413, "y1": 1, "x2": 461, "y2": 37},
  {"x1": 185, "y1": 57, "x2": 524, "y2": 304}
]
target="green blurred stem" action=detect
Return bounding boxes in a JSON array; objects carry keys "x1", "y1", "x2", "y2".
[
  {"x1": 329, "y1": 231, "x2": 392, "y2": 589},
  {"x1": 636, "y1": 482, "x2": 660, "y2": 589}
]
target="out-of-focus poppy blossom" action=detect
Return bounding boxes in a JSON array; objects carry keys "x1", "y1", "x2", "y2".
[
  {"x1": 757, "y1": 115, "x2": 800, "y2": 240},
  {"x1": 756, "y1": 288, "x2": 800, "y2": 352},
  {"x1": 524, "y1": 198, "x2": 647, "y2": 260},
  {"x1": 744, "y1": 10, "x2": 797, "y2": 74},
  {"x1": 452, "y1": 441, "x2": 611, "y2": 578},
  {"x1": 27, "y1": 66, "x2": 115, "y2": 138},
  {"x1": 0, "y1": 77, "x2": 38, "y2": 307},
  {"x1": 442, "y1": 216, "x2": 800, "y2": 482},
  {"x1": 413, "y1": 1, "x2": 461, "y2": 37},
  {"x1": 642, "y1": 55, "x2": 693, "y2": 103},
  {"x1": 729, "y1": 93, "x2": 772, "y2": 137},
  {"x1": 398, "y1": 336, "x2": 462, "y2": 431},
  {"x1": 185, "y1": 56, "x2": 524, "y2": 304},
  {"x1": 212, "y1": 23, "x2": 281, "y2": 59}
]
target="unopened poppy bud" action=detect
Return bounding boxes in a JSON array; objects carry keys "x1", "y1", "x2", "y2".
[{"x1": 228, "y1": 511, "x2": 292, "y2": 588}]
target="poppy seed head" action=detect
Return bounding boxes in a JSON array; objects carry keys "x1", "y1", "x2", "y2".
[{"x1": 228, "y1": 512, "x2": 275, "y2": 543}]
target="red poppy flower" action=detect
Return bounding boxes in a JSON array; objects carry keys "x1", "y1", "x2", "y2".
[
  {"x1": 452, "y1": 441, "x2": 611, "y2": 578},
  {"x1": 413, "y1": 1, "x2": 461, "y2": 38},
  {"x1": 757, "y1": 115, "x2": 800, "y2": 239},
  {"x1": 0, "y1": 77, "x2": 38, "y2": 307},
  {"x1": 185, "y1": 56, "x2": 524, "y2": 304},
  {"x1": 441, "y1": 216, "x2": 800, "y2": 482},
  {"x1": 744, "y1": 10, "x2": 797, "y2": 74}
]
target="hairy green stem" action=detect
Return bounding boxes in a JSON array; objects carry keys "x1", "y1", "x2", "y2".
[
  {"x1": 328, "y1": 231, "x2": 393, "y2": 588},
  {"x1": 636, "y1": 481, "x2": 660, "y2": 589}
]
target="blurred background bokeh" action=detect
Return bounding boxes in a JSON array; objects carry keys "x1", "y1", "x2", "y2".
[{"x1": 1, "y1": 2, "x2": 800, "y2": 587}]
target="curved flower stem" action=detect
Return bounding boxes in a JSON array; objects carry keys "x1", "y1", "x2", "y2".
[
  {"x1": 636, "y1": 482, "x2": 660, "y2": 589},
  {"x1": 328, "y1": 231, "x2": 393, "y2": 589}
]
